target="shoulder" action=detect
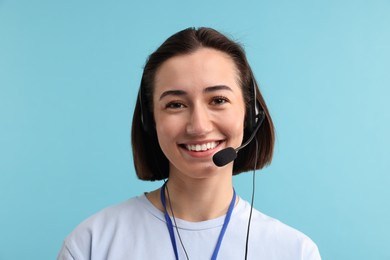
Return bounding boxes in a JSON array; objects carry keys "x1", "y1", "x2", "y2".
[
  {"x1": 58, "y1": 195, "x2": 152, "y2": 259},
  {"x1": 234, "y1": 198, "x2": 321, "y2": 259},
  {"x1": 71, "y1": 196, "x2": 142, "y2": 232}
]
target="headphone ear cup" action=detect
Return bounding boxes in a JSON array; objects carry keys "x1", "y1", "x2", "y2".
[
  {"x1": 246, "y1": 79, "x2": 260, "y2": 131},
  {"x1": 139, "y1": 87, "x2": 153, "y2": 135}
]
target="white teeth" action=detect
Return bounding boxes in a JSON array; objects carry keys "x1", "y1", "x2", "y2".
[{"x1": 186, "y1": 142, "x2": 218, "y2": 152}]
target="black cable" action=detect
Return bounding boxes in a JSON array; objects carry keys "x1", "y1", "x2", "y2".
[
  {"x1": 164, "y1": 180, "x2": 190, "y2": 260},
  {"x1": 244, "y1": 138, "x2": 258, "y2": 260}
]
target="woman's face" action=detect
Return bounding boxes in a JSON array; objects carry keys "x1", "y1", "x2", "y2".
[{"x1": 153, "y1": 47, "x2": 246, "y2": 179}]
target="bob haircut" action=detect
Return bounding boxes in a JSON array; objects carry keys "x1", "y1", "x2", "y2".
[{"x1": 132, "y1": 27, "x2": 275, "y2": 181}]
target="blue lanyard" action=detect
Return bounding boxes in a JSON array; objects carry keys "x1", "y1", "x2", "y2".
[{"x1": 160, "y1": 183, "x2": 236, "y2": 260}]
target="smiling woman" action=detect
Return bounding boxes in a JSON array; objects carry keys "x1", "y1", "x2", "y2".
[
  {"x1": 152, "y1": 48, "x2": 246, "y2": 181},
  {"x1": 57, "y1": 27, "x2": 321, "y2": 260}
]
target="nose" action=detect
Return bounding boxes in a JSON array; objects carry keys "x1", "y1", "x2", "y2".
[{"x1": 186, "y1": 105, "x2": 213, "y2": 136}]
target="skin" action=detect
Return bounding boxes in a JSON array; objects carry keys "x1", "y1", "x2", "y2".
[{"x1": 146, "y1": 47, "x2": 246, "y2": 222}]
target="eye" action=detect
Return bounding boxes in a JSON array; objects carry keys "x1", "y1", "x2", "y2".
[
  {"x1": 165, "y1": 101, "x2": 186, "y2": 109},
  {"x1": 211, "y1": 96, "x2": 229, "y2": 105}
]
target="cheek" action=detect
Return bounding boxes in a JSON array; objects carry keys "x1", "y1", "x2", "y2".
[
  {"x1": 155, "y1": 124, "x2": 172, "y2": 145},
  {"x1": 154, "y1": 115, "x2": 183, "y2": 147},
  {"x1": 220, "y1": 110, "x2": 245, "y2": 138},
  {"x1": 155, "y1": 125, "x2": 173, "y2": 159},
  {"x1": 232, "y1": 119, "x2": 245, "y2": 139},
  {"x1": 235, "y1": 110, "x2": 246, "y2": 138}
]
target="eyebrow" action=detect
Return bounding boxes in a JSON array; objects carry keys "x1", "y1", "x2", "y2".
[
  {"x1": 204, "y1": 85, "x2": 233, "y2": 93},
  {"x1": 159, "y1": 85, "x2": 233, "y2": 100}
]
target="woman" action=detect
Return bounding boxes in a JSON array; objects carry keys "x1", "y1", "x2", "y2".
[{"x1": 58, "y1": 27, "x2": 321, "y2": 259}]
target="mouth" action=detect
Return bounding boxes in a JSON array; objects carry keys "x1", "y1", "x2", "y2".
[{"x1": 180, "y1": 141, "x2": 221, "y2": 152}]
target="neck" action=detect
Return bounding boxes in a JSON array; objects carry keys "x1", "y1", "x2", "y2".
[
  {"x1": 148, "y1": 171, "x2": 235, "y2": 222},
  {"x1": 167, "y1": 176, "x2": 234, "y2": 221}
]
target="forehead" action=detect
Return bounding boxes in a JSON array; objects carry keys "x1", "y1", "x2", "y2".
[{"x1": 153, "y1": 48, "x2": 241, "y2": 94}]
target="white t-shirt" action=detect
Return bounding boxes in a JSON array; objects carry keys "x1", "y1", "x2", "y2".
[{"x1": 57, "y1": 194, "x2": 321, "y2": 260}]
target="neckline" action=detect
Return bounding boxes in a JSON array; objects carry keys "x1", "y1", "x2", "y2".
[
  {"x1": 141, "y1": 192, "x2": 244, "y2": 230},
  {"x1": 160, "y1": 183, "x2": 236, "y2": 260}
]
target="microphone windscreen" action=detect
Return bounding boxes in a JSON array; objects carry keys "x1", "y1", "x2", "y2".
[{"x1": 212, "y1": 147, "x2": 237, "y2": 167}]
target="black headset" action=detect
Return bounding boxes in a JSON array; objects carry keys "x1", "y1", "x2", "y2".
[{"x1": 138, "y1": 83, "x2": 154, "y2": 135}]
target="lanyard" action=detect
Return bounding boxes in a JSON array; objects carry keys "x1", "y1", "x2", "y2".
[{"x1": 160, "y1": 183, "x2": 236, "y2": 260}]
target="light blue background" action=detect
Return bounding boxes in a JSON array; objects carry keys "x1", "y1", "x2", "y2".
[{"x1": 1, "y1": 0, "x2": 389, "y2": 259}]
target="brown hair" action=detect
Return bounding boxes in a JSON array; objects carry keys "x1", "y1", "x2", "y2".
[{"x1": 132, "y1": 27, "x2": 275, "y2": 181}]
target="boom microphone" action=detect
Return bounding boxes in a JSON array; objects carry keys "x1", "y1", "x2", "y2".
[{"x1": 212, "y1": 111, "x2": 265, "y2": 167}]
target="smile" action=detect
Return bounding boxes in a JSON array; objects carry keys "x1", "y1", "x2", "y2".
[{"x1": 184, "y1": 141, "x2": 219, "y2": 152}]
